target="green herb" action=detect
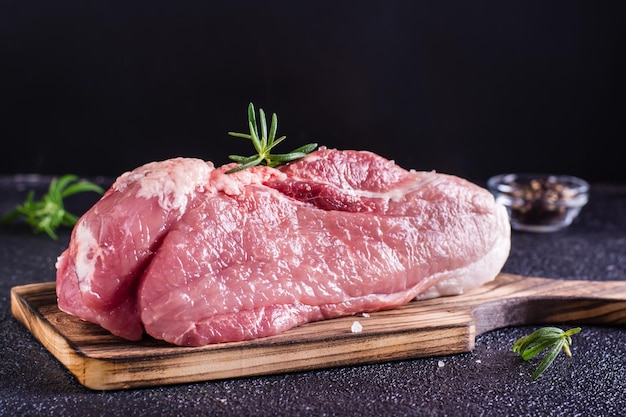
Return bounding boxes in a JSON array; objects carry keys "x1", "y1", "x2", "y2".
[
  {"x1": 512, "y1": 326, "x2": 582, "y2": 380},
  {"x1": 226, "y1": 102, "x2": 317, "y2": 173},
  {"x1": 1, "y1": 174, "x2": 104, "y2": 240}
]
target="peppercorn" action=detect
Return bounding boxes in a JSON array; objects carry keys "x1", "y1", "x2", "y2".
[{"x1": 509, "y1": 178, "x2": 572, "y2": 226}]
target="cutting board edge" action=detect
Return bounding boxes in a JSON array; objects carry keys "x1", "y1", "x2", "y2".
[
  {"x1": 10, "y1": 284, "x2": 96, "y2": 386},
  {"x1": 11, "y1": 274, "x2": 626, "y2": 390},
  {"x1": 10, "y1": 281, "x2": 478, "y2": 390},
  {"x1": 79, "y1": 325, "x2": 476, "y2": 390}
]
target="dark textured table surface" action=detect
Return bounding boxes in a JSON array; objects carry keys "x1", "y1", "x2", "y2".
[{"x1": 1, "y1": 175, "x2": 625, "y2": 417}]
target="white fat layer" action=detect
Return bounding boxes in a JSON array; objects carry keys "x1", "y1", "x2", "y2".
[
  {"x1": 415, "y1": 203, "x2": 511, "y2": 299},
  {"x1": 288, "y1": 170, "x2": 441, "y2": 204},
  {"x1": 113, "y1": 158, "x2": 214, "y2": 211},
  {"x1": 74, "y1": 221, "x2": 101, "y2": 298},
  {"x1": 72, "y1": 158, "x2": 214, "y2": 298},
  {"x1": 211, "y1": 165, "x2": 287, "y2": 196},
  {"x1": 348, "y1": 173, "x2": 441, "y2": 202}
]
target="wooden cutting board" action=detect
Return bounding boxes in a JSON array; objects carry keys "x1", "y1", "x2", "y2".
[{"x1": 11, "y1": 273, "x2": 626, "y2": 391}]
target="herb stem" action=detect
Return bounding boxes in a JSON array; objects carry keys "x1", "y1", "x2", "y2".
[
  {"x1": 1, "y1": 174, "x2": 104, "y2": 239},
  {"x1": 512, "y1": 326, "x2": 581, "y2": 380},
  {"x1": 226, "y1": 102, "x2": 317, "y2": 173}
]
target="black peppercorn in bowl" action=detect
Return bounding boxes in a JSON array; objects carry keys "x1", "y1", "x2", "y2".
[{"x1": 487, "y1": 173, "x2": 589, "y2": 233}]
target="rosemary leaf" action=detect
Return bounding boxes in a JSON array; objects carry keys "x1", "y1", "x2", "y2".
[
  {"x1": 226, "y1": 102, "x2": 317, "y2": 173},
  {"x1": 512, "y1": 326, "x2": 582, "y2": 381},
  {"x1": 531, "y1": 339, "x2": 565, "y2": 380},
  {"x1": 1, "y1": 174, "x2": 104, "y2": 240}
]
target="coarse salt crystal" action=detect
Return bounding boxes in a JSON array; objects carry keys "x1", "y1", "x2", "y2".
[
  {"x1": 351, "y1": 321, "x2": 363, "y2": 333},
  {"x1": 438, "y1": 360, "x2": 445, "y2": 368}
]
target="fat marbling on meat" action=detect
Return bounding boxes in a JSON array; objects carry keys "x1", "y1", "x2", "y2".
[{"x1": 56, "y1": 148, "x2": 511, "y2": 346}]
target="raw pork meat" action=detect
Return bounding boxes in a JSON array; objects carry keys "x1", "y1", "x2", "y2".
[
  {"x1": 56, "y1": 157, "x2": 215, "y2": 340},
  {"x1": 56, "y1": 148, "x2": 510, "y2": 346}
]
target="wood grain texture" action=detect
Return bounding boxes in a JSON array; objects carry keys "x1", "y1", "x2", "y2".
[{"x1": 10, "y1": 273, "x2": 626, "y2": 390}]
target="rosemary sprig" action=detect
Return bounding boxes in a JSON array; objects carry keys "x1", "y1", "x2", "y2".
[
  {"x1": 1, "y1": 174, "x2": 104, "y2": 240},
  {"x1": 226, "y1": 102, "x2": 317, "y2": 173},
  {"x1": 512, "y1": 326, "x2": 582, "y2": 380}
]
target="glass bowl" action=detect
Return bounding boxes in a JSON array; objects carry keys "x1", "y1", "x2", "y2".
[{"x1": 487, "y1": 173, "x2": 589, "y2": 233}]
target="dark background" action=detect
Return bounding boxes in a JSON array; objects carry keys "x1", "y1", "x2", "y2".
[{"x1": 1, "y1": 1, "x2": 624, "y2": 183}]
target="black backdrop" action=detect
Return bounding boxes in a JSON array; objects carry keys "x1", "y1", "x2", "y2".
[{"x1": 2, "y1": 1, "x2": 624, "y2": 183}]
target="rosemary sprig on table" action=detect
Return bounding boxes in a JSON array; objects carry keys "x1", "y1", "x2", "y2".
[
  {"x1": 1, "y1": 174, "x2": 104, "y2": 240},
  {"x1": 226, "y1": 102, "x2": 317, "y2": 173},
  {"x1": 512, "y1": 326, "x2": 582, "y2": 380}
]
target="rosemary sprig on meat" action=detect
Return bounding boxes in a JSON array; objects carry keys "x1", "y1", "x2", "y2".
[
  {"x1": 226, "y1": 102, "x2": 317, "y2": 173},
  {"x1": 1, "y1": 174, "x2": 104, "y2": 240},
  {"x1": 512, "y1": 326, "x2": 582, "y2": 380}
]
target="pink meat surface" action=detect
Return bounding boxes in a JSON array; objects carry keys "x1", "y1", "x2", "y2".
[
  {"x1": 56, "y1": 157, "x2": 215, "y2": 340},
  {"x1": 56, "y1": 148, "x2": 511, "y2": 346}
]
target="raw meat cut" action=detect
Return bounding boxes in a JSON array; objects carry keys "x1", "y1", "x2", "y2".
[
  {"x1": 56, "y1": 157, "x2": 216, "y2": 340},
  {"x1": 56, "y1": 148, "x2": 511, "y2": 346}
]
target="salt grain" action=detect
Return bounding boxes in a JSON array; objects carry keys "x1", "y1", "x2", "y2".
[
  {"x1": 351, "y1": 321, "x2": 363, "y2": 333},
  {"x1": 438, "y1": 360, "x2": 445, "y2": 368}
]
